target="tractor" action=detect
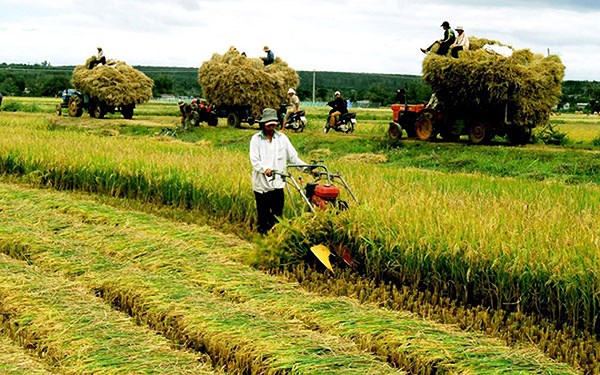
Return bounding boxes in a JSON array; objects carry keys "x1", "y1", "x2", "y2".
[{"x1": 56, "y1": 89, "x2": 136, "y2": 119}]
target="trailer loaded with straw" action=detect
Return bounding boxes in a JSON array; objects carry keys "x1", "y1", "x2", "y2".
[
  {"x1": 198, "y1": 47, "x2": 299, "y2": 128},
  {"x1": 412, "y1": 38, "x2": 565, "y2": 144},
  {"x1": 63, "y1": 57, "x2": 154, "y2": 119}
]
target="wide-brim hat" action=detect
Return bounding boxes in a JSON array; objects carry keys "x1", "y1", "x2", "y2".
[
  {"x1": 263, "y1": 45, "x2": 270, "y2": 51},
  {"x1": 455, "y1": 25, "x2": 464, "y2": 31},
  {"x1": 259, "y1": 108, "x2": 278, "y2": 124}
]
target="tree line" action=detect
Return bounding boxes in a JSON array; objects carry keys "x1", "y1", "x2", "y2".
[{"x1": 0, "y1": 62, "x2": 598, "y2": 110}]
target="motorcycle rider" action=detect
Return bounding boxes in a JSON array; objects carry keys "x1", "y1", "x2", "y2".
[
  {"x1": 282, "y1": 88, "x2": 300, "y2": 131},
  {"x1": 327, "y1": 91, "x2": 348, "y2": 130}
]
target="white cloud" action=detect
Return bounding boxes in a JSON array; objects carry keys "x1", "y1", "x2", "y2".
[{"x1": 0, "y1": 0, "x2": 598, "y2": 80}]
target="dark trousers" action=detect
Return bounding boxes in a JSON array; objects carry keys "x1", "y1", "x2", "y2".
[
  {"x1": 254, "y1": 189, "x2": 284, "y2": 234},
  {"x1": 451, "y1": 46, "x2": 464, "y2": 58},
  {"x1": 436, "y1": 41, "x2": 453, "y2": 56}
]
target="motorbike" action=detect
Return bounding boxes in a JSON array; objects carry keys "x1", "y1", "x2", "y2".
[
  {"x1": 277, "y1": 104, "x2": 307, "y2": 132},
  {"x1": 324, "y1": 112, "x2": 356, "y2": 134}
]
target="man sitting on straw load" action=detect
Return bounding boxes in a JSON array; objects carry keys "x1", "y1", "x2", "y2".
[
  {"x1": 421, "y1": 21, "x2": 456, "y2": 56},
  {"x1": 261, "y1": 46, "x2": 275, "y2": 66},
  {"x1": 88, "y1": 47, "x2": 107, "y2": 69},
  {"x1": 450, "y1": 26, "x2": 469, "y2": 58}
]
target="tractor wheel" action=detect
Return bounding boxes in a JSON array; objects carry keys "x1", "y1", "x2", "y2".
[
  {"x1": 468, "y1": 121, "x2": 492, "y2": 144},
  {"x1": 121, "y1": 104, "x2": 134, "y2": 119},
  {"x1": 415, "y1": 114, "x2": 434, "y2": 140},
  {"x1": 297, "y1": 119, "x2": 305, "y2": 132},
  {"x1": 55, "y1": 104, "x2": 62, "y2": 116},
  {"x1": 387, "y1": 122, "x2": 402, "y2": 139},
  {"x1": 227, "y1": 112, "x2": 241, "y2": 128},
  {"x1": 68, "y1": 96, "x2": 83, "y2": 117},
  {"x1": 92, "y1": 102, "x2": 107, "y2": 119}
]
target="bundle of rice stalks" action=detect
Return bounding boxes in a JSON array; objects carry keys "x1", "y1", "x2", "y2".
[
  {"x1": 71, "y1": 57, "x2": 154, "y2": 107},
  {"x1": 198, "y1": 47, "x2": 299, "y2": 118},
  {"x1": 422, "y1": 37, "x2": 564, "y2": 127}
]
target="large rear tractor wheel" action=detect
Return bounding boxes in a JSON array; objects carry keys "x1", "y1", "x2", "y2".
[
  {"x1": 227, "y1": 112, "x2": 241, "y2": 128},
  {"x1": 415, "y1": 114, "x2": 434, "y2": 140},
  {"x1": 468, "y1": 121, "x2": 492, "y2": 144},
  {"x1": 121, "y1": 104, "x2": 134, "y2": 119},
  {"x1": 68, "y1": 96, "x2": 83, "y2": 117}
]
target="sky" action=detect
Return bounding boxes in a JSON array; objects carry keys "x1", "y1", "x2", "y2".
[{"x1": 1, "y1": 0, "x2": 599, "y2": 81}]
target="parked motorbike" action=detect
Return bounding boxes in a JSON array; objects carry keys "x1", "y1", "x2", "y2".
[
  {"x1": 277, "y1": 104, "x2": 307, "y2": 132},
  {"x1": 324, "y1": 112, "x2": 356, "y2": 134}
]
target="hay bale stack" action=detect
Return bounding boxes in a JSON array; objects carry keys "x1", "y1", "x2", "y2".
[
  {"x1": 198, "y1": 47, "x2": 299, "y2": 118},
  {"x1": 71, "y1": 57, "x2": 154, "y2": 107},
  {"x1": 422, "y1": 38, "x2": 564, "y2": 127}
]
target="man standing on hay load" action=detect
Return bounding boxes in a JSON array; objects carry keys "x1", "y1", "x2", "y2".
[
  {"x1": 421, "y1": 21, "x2": 455, "y2": 56},
  {"x1": 250, "y1": 108, "x2": 307, "y2": 235}
]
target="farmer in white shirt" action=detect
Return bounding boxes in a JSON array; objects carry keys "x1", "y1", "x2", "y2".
[{"x1": 249, "y1": 108, "x2": 308, "y2": 234}]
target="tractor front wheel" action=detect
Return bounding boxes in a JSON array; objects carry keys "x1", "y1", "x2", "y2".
[
  {"x1": 387, "y1": 122, "x2": 402, "y2": 139},
  {"x1": 68, "y1": 96, "x2": 83, "y2": 117}
]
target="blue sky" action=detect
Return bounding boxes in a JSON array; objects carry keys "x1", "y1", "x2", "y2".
[{"x1": 1, "y1": 0, "x2": 598, "y2": 80}]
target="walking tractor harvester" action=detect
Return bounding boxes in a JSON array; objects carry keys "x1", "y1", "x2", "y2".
[{"x1": 270, "y1": 162, "x2": 359, "y2": 271}]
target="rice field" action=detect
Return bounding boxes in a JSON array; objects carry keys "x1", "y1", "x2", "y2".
[{"x1": 0, "y1": 101, "x2": 598, "y2": 373}]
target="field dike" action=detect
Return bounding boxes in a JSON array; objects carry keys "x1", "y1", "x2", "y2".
[
  {"x1": 0, "y1": 182, "x2": 580, "y2": 374},
  {"x1": 0, "y1": 120, "x2": 598, "y2": 372}
]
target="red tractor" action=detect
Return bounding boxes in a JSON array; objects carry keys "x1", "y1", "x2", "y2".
[{"x1": 387, "y1": 103, "x2": 424, "y2": 139}]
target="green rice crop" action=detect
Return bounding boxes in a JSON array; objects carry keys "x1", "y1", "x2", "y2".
[
  {"x1": 0, "y1": 182, "x2": 579, "y2": 374},
  {"x1": 0, "y1": 111, "x2": 598, "y2": 345}
]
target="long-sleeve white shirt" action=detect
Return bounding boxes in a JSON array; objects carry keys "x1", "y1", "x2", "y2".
[
  {"x1": 453, "y1": 32, "x2": 470, "y2": 50},
  {"x1": 249, "y1": 130, "x2": 306, "y2": 193}
]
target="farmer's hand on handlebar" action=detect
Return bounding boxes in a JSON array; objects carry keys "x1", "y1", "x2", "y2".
[{"x1": 265, "y1": 169, "x2": 273, "y2": 177}]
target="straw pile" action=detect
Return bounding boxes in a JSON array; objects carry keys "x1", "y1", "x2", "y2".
[
  {"x1": 198, "y1": 47, "x2": 299, "y2": 118},
  {"x1": 71, "y1": 57, "x2": 154, "y2": 107},
  {"x1": 422, "y1": 37, "x2": 565, "y2": 127}
]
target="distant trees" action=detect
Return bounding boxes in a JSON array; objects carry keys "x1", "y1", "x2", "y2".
[{"x1": 0, "y1": 63, "x2": 596, "y2": 109}]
